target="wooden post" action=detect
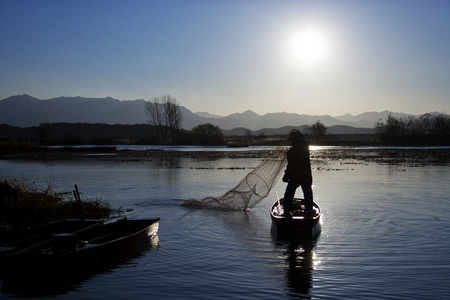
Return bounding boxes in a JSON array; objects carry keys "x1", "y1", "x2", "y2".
[{"x1": 73, "y1": 184, "x2": 86, "y2": 220}]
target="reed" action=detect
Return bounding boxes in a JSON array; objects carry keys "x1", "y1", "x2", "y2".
[
  {"x1": 0, "y1": 140, "x2": 40, "y2": 154},
  {"x1": 0, "y1": 176, "x2": 112, "y2": 232}
]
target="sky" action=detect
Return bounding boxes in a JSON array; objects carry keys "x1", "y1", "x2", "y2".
[{"x1": 1, "y1": 0, "x2": 449, "y2": 117}]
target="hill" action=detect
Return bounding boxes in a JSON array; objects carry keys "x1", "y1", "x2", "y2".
[{"x1": 0, "y1": 94, "x2": 418, "y2": 132}]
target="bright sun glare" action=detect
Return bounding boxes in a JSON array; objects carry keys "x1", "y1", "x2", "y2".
[{"x1": 286, "y1": 28, "x2": 328, "y2": 66}]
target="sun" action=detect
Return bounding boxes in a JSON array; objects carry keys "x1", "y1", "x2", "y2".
[{"x1": 285, "y1": 28, "x2": 328, "y2": 66}]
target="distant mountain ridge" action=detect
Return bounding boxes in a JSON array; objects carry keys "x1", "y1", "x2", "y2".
[{"x1": 0, "y1": 95, "x2": 430, "y2": 134}]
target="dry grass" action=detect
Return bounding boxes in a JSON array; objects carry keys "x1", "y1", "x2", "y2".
[
  {"x1": 0, "y1": 176, "x2": 112, "y2": 232},
  {"x1": 0, "y1": 140, "x2": 40, "y2": 154}
]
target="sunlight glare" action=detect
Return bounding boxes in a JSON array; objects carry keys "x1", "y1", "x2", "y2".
[{"x1": 286, "y1": 28, "x2": 329, "y2": 66}]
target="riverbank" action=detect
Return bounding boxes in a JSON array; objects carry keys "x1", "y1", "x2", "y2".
[{"x1": 1, "y1": 146, "x2": 449, "y2": 165}]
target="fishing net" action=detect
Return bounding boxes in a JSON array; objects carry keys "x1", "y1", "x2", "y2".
[{"x1": 181, "y1": 147, "x2": 287, "y2": 210}]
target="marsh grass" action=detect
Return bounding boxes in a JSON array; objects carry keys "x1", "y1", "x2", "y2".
[
  {"x1": 0, "y1": 140, "x2": 40, "y2": 154},
  {"x1": 0, "y1": 176, "x2": 112, "y2": 232}
]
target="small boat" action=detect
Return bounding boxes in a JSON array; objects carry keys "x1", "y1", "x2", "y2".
[
  {"x1": 0, "y1": 219, "x2": 104, "y2": 271},
  {"x1": 270, "y1": 198, "x2": 321, "y2": 237},
  {"x1": 2, "y1": 218, "x2": 160, "y2": 294}
]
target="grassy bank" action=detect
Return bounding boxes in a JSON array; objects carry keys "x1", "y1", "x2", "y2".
[{"x1": 0, "y1": 176, "x2": 112, "y2": 232}]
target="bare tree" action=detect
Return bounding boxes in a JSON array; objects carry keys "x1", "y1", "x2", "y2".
[
  {"x1": 308, "y1": 120, "x2": 328, "y2": 143},
  {"x1": 145, "y1": 97, "x2": 166, "y2": 142},
  {"x1": 164, "y1": 95, "x2": 183, "y2": 141},
  {"x1": 374, "y1": 112, "x2": 450, "y2": 142},
  {"x1": 145, "y1": 94, "x2": 183, "y2": 143}
]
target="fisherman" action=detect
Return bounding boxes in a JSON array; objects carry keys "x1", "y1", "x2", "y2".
[{"x1": 282, "y1": 129, "x2": 314, "y2": 217}]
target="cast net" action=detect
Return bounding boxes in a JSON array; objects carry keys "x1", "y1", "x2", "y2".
[{"x1": 181, "y1": 147, "x2": 287, "y2": 210}]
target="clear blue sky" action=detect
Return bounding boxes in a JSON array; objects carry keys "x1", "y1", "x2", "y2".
[{"x1": 1, "y1": 0, "x2": 449, "y2": 116}]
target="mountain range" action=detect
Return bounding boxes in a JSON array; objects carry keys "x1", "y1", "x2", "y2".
[{"x1": 0, "y1": 94, "x2": 425, "y2": 134}]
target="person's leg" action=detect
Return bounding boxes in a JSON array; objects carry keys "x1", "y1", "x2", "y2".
[
  {"x1": 283, "y1": 181, "x2": 300, "y2": 216},
  {"x1": 300, "y1": 181, "x2": 313, "y2": 211}
]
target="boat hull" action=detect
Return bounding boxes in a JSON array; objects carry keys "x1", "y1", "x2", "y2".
[
  {"x1": 2, "y1": 218, "x2": 160, "y2": 295},
  {"x1": 0, "y1": 219, "x2": 103, "y2": 275},
  {"x1": 270, "y1": 198, "x2": 321, "y2": 238}
]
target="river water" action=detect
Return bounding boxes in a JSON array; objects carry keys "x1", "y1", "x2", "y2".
[{"x1": 0, "y1": 147, "x2": 449, "y2": 299}]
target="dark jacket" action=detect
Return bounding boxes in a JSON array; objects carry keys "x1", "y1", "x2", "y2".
[{"x1": 284, "y1": 141, "x2": 312, "y2": 182}]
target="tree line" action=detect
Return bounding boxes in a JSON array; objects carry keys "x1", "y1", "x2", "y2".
[
  {"x1": 0, "y1": 122, "x2": 227, "y2": 146},
  {"x1": 298, "y1": 114, "x2": 450, "y2": 145},
  {"x1": 0, "y1": 120, "x2": 331, "y2": 147},
  {"x1": 1, "y1": 93, "x2": 448, "y2": 146},
  {"x1": 0, "y1": 95, "x2": 225, "y2": 146},
  {"x1": 375, "y1": 113, "x2": 450, "y2": 145}
]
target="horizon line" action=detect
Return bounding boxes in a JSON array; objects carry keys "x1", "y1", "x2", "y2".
[{"x1": 1, "y1": 94, "x2": 446, "y2": 118}]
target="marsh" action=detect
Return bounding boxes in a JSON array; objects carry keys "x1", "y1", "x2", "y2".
[{"x1": 1, "y1": 146, "x2": 449, "y2": 299}]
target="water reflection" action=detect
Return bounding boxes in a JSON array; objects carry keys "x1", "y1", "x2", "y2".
[
  {"x1": 1, "y1": 236, "x2": 159, "y2": 297},
  {"x1": 272, "y1": 232, "x2": 320, "y2": 299},
  {"x1": 1, "y1": 151, "x2": 449, "y2": 299}
]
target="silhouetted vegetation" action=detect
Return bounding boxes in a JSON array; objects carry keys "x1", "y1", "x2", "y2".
[
  {"x1": 0, "y1": 139, "x2": 40, "y2": 154},
  {"x1": 1, "y1": 115, "x2": 449, "y2": 149},
  {"x1": 375, "y1": 113, "x2": 450, "y2": 145},
  {"x1": 0, "y1": 176, "x2": 112, "y2": 232},
  {"x1": 0, "y1": 123, "x2": 159, "y2": 146},
  {"x1": 145, "y1": 94, "x2": 183, "y2": 143},
  {"x1": 305, "y1": 120, "x2": 328, "y2": 143},
  {"x1": 191, "y1": 123, "x2": 225, "y2": 145}
]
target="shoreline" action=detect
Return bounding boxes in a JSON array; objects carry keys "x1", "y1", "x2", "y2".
[{"x1": 1, "y1": 147, "x2": 449, "y2": 165}]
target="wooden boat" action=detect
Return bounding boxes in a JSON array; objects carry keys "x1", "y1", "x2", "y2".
[
  {"x1": 2, "y1": 218, "x2": 160, "y2": 294},
  {"x1": 0, "y1": 219, "x2": 104, "y2": 271},
  {"x1": 270, "y1": 198, "x2": 321, "y2": 237}
]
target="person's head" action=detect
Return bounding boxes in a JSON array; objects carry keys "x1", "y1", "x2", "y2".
[{"x1": 287, "y1": 129, "x2": 307, "y2": 145}]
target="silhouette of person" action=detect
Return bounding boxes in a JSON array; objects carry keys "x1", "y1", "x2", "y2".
[{"x1": 282, "y1": 129, "x2": 313, "y2": 217}]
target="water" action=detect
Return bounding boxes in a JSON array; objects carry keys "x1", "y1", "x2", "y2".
[{"x1": 1, "y1": 149, "x2": 449, "y2": 299}]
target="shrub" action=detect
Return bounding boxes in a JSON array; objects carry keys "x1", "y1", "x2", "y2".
[{"x1": 0, "y1": 176, "x2": 112, "y2": 232}]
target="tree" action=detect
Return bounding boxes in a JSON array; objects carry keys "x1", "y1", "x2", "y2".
[
  {"x1": 431, "y1": 113, "x2": 450, "y2": 136},
  {"x1": 165, "y1": 98, "x2": 183, "y2": 141},
  {"x1": 145, "y1": 98, "x2": 165, "y2": 142},
  {"x1": 192, "y1": 123, "x2": 224, "y2": 145},
  {"x1": 375, "y1": 113, "x2": 405, "y2": 141},
  {"x1": 38, "y1": 122, "x2": 51, "y2": 144},
  {"x1": 308, "y1": 120, "x2": 328, "y2": 143},
  {"x1": 145, "y1": 95, "x2": 183, "y2": 143},
  {"x1": 374, "y1": 113, "x2": 450, "y2": 144}
]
